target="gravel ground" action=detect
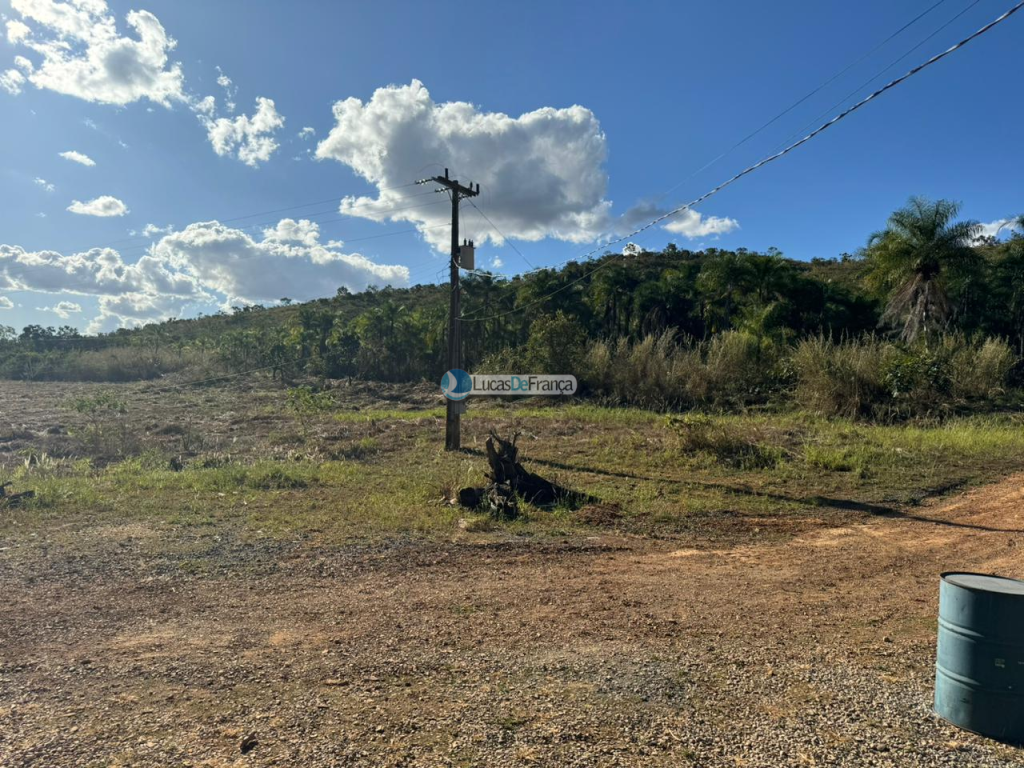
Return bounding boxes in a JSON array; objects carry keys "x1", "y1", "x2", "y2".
[{"x1": 2, "y1": 475, "x2": 1024, "y2": 766}]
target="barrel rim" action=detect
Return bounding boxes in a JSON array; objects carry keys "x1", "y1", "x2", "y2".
[{"x1": 941, "y1": 571, "x2": 1024, "y2": 595}]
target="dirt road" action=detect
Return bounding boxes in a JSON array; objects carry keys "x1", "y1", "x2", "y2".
[{"x1": 2, "y1": 475, "x2": 1024, "y2": 766}]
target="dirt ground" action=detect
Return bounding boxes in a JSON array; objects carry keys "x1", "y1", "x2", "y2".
[
  {"x1": 0, "y1": 377, "x2": 441, "y2": 471},
  {"x1": 3, "y1": 463, "x2": 1024, "y2": 766}
]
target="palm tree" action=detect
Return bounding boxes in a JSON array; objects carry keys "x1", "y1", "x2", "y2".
[
  {"x1": 696, "y1": 250, "x2": 753, "y2": 333},
  {"x1": 863, "y1": 197, "x2": 982, "y2": 342}
]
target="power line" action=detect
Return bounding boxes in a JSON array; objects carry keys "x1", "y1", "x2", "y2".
[
  {"x1": 461, "y1": 0, "x2": 980, "y2": 287},
  {"x1": 458, "y1": 0, "x2": 1024, "y2": 324},
  {"x1": 467, "y1": 200, "x2": 536, "y2": 269},
  {"x1": 658, "y1": 0, "x2": 951, "y2": 201},
  {"x1": 766, "y1": 0, "x2": 983, "y2": 156}
]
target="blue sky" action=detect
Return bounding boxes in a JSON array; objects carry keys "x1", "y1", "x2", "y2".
[{"x1": 0, "y1": 0, "x2": 1021, "y2": 333}]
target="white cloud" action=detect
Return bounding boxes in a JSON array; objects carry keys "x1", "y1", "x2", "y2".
[
  {"x1": 192, "y1": 94, "x2": 215, "y2": 116},
  {"x1": 491, "y1": 256, "x2": 504, "y2": 269},
  {"x1": 0, "y1": 243, "x2": 197, "y2": 298},
  {"x1": 59, "y1": 149, "x2": 96, "y2": 166},
  {"x1": 154, "y1": 218, "x2": 408, "y2": 305},
  {"x1": 34, "y1": 177, "x2": 55, "y2": 192},
  {"x1": 6, "y1": 0, "x2": 186, "y2": 106},
  {"x1": 7, "y1": 20, "x2": 32, "y2": 44},
  {"x1": 0, "y1": 217, "x2": 408, "y2": 330},
  {"x1": 0, "y1": 297, "x2": 13, "y2": 310},
  {"x1": 663, "y1": 209, "x2": 740, "y2": 239},
  {"x1": 976, "y1": 217, "x2": 1022, "y2": 242},
  {"x1": 315, "y1": 80, "x2": 611, "y2": 250},
  {"x1": 215, "y1": 65, "x2": 236, "y2": 112},
  {"x1": 201, "y1": 97, "x2": 284, "y2": 167},
  {"x1": 67, "y1": 195, "x2": 127, "y2": 217},
  {"x1": 141, "y1": 223, "x2": 173, "y2": 237},
  {"x1": 38, "y1": 300, "x2": 82, "y2": 319},
  {"x1": 0, "y1": 68, "x2": 26, "y2": 95},
  {"x1": 298, "y1": 126, "x2": 315, "y2": 139},
  {"x1": 7, "y1": 4, "x2": 288, "y2": 166}
]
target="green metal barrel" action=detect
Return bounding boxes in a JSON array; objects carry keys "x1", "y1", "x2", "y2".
[{"x1": 935, "y1": 572, "x2": 1024, "y2": 743}]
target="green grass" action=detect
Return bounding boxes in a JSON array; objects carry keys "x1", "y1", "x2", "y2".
[{"x1": 5, "y1": 407, "x2": 1024, "y2": 549}]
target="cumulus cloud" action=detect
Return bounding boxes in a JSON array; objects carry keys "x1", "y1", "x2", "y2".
[
  {"x1": 663, "y1": 209, "x2": 740, "y2": 239},
  {"x1": 7, "y1": 20, "x2": 31, "y2": 44},
  {"x1": 0, "y1": 67, "x2": 27, "y2": 95},
  {"x1": 298, "y1": 126, "x2": 315, "y2": 139},
  {"x1": 214, "y1": 65, "x2": 236, "y2": 112},
  {"x1": 0, "y1": 217, "x2": 408, "y2": 330},
  {"x1": 976, "y1": 217, "x2": 1022, "y2": 242},
  {"x1": 6, "y1": 0, "x2": 186, "y2": 106},
  {"x1": 154, "y1": 218, "x2": 408, "y2": 305},
  {"x1": 34, "y1": 177, "x2": 55, "y2": 192},
  {"x1": 0, "y1": 297, "x2": 13, "y2": 310},
  {"x1": 201, "y1": 97, "x2": 284, "y2": 167},
  {"x1": 0, "y1": 244, "x2": 198, "y2": 310},
  {"x1": 140, "y1": 223, "x2": 173, "y2": 237},
  {"x1": 6, "y1": 2, "x2": 285, "y2": 166},
  {"x1": 0, "y1": 53, "x2": 33, "y2": 93},
  {"x1": 315, "y1": 80, "x2": 611, "y2": 250},
  {"x1": 38, "y1": 300, "x2": 82, "y2": 318},
  {"x1": 59, "y1": 149, "x2": 96, "y2": 166},
  {"x1": 67, "y1": 195, "x2": 127, "y2": 217}
]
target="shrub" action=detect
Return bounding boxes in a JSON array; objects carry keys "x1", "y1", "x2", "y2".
[
  {"x1": 792, "y1": 336, "x2": 888, "y2": 418},
  {"x1": 698, "y1": 331, "x2": 781, "y2": 405},
  {"x1": 803, "y1": 445, "x2": 862, "y2": 474},
  {"x1": 523, "y1": 311, "x2": 587, "y2": 374},
  {"x1": 579, "y1": 330, "x2": 780, "y2": 410},
  {"x1": 669, "y1": 414, "x2": 783, "y2": 469},
  {"x1": 64, "y1": 391, "x2": 139, "y2": 459},
  {"x1": 0, "y1": 346, "x2": 215, "y2": 382},
  {"x1": 949, "y1": 337, "x2": 1016, "y2": 399},
  {"x1": 478, "y1": 345, "x2": 528, "y2": 375},
  {"x1": 286, "y1": 386, "x2": 336, "y2": 439}
]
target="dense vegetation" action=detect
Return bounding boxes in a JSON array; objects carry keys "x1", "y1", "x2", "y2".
[{"x1": 2, "y1": 198, "x2": 1022, "y2": 419}]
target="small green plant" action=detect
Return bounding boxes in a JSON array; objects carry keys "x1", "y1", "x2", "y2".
[
  {"x1": 803, "y1": 445, "x2": 862, "y2": 474},
  {"x1": 338, "y1": 437, "x2": 379, "y2": 460},
  {"x1": 286, "y1": 386, "x2": 335, "y2": 440},
  {"x1": 65, "y1": 390, "x2": 138, "y2": 459},
  {"x1": 669, "y1": 414, "x2": 784, "y2": 470}
]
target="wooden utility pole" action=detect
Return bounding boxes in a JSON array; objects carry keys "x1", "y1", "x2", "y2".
[{"x1": 419, "y1": 169, "x2": 479, "y2": 450}]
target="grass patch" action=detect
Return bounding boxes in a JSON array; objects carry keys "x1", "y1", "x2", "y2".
[{"x1": 5, "y1": 405, "x2": 1024, "y2": 549}]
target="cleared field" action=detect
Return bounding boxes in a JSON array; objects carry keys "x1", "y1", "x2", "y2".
[{"x1": 2, "y1": 378, "x2": 1024, "y2": 766}]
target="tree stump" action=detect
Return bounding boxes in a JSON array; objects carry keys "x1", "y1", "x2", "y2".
[
  {"x1": 459, "y1": 431, "x2": 592, "y2": 519},
  {"x1": 0, "y1": 482, "x2": 35, "y2": 508}
]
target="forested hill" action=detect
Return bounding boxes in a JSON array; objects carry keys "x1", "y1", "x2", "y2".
[
  {"x1": 1, "y1": 245, "x2": 874, "y2": 377},
  {"x1": 2, "y1": 200, "x2": 1023, "y2": 403}
]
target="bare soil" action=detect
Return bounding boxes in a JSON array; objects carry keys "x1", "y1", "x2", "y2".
[
  {"x1": 3, "y1": 467, "x2": 1024, "y2": 766},
  {"x1": 0, "y1": 377, "x2": 439, "y2": 470}
]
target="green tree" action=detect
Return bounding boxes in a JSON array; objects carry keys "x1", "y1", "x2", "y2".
[
  {"x1": 863, "y1": 197, "x2": 982, "y2": 342},
  {"x1": 986, "y1": 217, "x2": 1024, "y2": 352},
  {"x1": 697, "y1": 250, "x2": 753, "y2": 333},
  {"x1": 523, "y1": 311, "x2": 587, "y2": 374}
]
